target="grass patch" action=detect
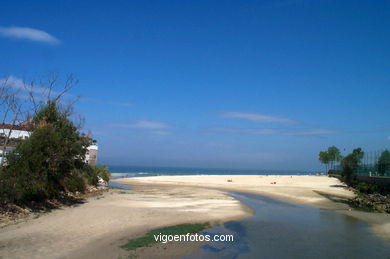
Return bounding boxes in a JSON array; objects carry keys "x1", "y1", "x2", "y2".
[{"x1": 120, "y1": 223, "x2": 209, "y2": 251}]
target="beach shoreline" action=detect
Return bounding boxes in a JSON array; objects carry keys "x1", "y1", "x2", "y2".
[
  {"x1": 114, "y1": 175, "x2": 355, "y2": 209},
  {"x1": 0, "y1": 184, "x2": 252, "y2": 258},
  {"x1": 114, "y1": 175, "x2": 390, "y2": 243},
  {"x1": 1, "y1": 174, "x2": 389, "y2": 258}
]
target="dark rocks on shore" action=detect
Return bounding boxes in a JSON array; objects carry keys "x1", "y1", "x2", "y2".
[{"x1": 350, "y1": 193, "x2": 390, "y2": 213}]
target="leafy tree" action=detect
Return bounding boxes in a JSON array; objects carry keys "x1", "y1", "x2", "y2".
[
  {"x1": 341, "y1": 148, "x2": 364, "y2": 184},
  {"x1": 327, "y1": 146, "x2": 342, "y2": 170},
  {"x1": 0, "y1": 101, "x2": 92, "y2": 203},
  {"x1": 377, "y1": 150, "x2": 390, "y2": 176},
  {"x1": 319, "y1": 151, "x2": 330, "y2": 172}
]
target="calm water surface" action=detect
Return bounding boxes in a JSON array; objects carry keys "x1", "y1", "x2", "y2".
[
  {"x1": 108, "y1": 165, "x2": 314, "y2": 177},
  {"x1": 186, "y1": 192, "x2": 390, "y2": 259}
]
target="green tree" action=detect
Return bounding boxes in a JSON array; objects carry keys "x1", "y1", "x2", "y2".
[
  {"x1": 377, "y1": 150, "x2": 390, "y2": 176},
  {"x1": 319, "y1": 150, "x2": 330, "y2": 172},
  {"x1": 341, "y1": 148, "x2": 364, "y2": 184},
  {"x1": 1, "y1": 101, "x2": 92, "y2": 203},
  {"x1": 327, "y1": 146, "x2": 342, "y2": 170}
]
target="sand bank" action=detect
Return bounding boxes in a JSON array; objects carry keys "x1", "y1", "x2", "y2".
[
  {"x1": 0, "y1": 186, "x2": 252, "y2": 259},
  {"x1": 116, "y1": 175, "x2": 355, "y2": 209},
  {"x1": 115, "y1": 175, "x2": 390, "y2": 242}
]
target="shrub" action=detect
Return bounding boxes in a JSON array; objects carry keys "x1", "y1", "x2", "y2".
[
  {"x1": 328, "y1": 169, "x2": 342, "y2": 175},
  {"x1": 94, "y1": 165, "x2": 110, "y2": 183},
  {"x1": 355, "y1": 182, "x2": 379, "y2": 194},
  {"x1": 81, "y1": 166, "x2": 99, "y2": 185},
  {"x1": 64, "y1": 173, "x2": 86, "y2": 193},
  {"x1": 0, "y1": 101, "x2": 93, "y2": 204}
]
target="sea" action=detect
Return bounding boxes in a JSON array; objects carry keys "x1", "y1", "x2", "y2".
[{"x1": 108, "y1": 165, "x2": 317, "y2": 178}]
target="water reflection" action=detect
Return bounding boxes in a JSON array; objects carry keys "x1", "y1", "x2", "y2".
[
  {"x1": 186, "y1": 192, "x2": 390, "y2": 259},
  {"x1": 108, "y1": 175, "x2": 132, "y2": 190}
]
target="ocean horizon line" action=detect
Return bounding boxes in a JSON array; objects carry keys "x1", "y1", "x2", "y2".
[{"x1": 107, "y1": 165, "x2": 320, "y2": 176}]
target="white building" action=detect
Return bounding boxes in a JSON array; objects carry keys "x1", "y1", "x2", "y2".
[
  {"x1": 0, "y1": 123, "x2": 32, "y2": 165},
  {"x1": 0, "y1": 124, "x2": 31, "y2": 140},
  {"x1": 85, "y1": 145, "x2": 98, "y2": 166},
  {"x1": 0, "y1": 123, "x2": 98, "y2": 166}
]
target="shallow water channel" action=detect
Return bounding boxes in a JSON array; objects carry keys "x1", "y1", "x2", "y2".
[{"x1": 185, "y1": 192, "x2": 390, "y2": 259}]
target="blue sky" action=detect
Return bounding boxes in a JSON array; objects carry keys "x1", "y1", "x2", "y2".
[{"x1": 1, "y1": 0, "x2": 389, "y2": 171}]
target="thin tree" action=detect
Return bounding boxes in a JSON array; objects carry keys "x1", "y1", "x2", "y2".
[
  {"x1": 377, "y1": 150, "x2": 390, "y2": 176},
  {"x1": 319, "y1": 151, "x2": 330, "y2": 173},
  {"x1": 327, "y1": 146, "x2": 342, "y2": 170},
  {"x1": 0, "y1": 74, "x2": 78, "y2": 164}
]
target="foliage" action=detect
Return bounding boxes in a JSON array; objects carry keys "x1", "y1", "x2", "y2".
[
  {"x1": 63, "y1": 173, "x2": 86, "y2": 193},
  {"x1": 81, "y1": 165, "x2": 110, "y2": 185},
  {"x1": 319, "y1": 151, "x2": 330, "y2": 167},
  {"x1": 93, "y1": 165, "x2": 110, "y2": 182},
  {"x1": 0, "y1": 101, "x2": 93, "y2": 203},
  {"x1": 120, "y1": 223, "x2": 209, "y2": 251},
  {"x1": 341, "y1": 148, "x2": 364, "y2": 184},
  {"x1": 319, "y1": 146, "x2": 342, "y2": 172},
  {"x1": 327, "y1": 146, "x2": 342, "y2": 165},
  {"x1": 355, "y1": 182, "x2": 379, "y2": 194},
  {"x1": 327, "y1": 169, "x2": 342, "y2": 176},
  {"x1": 377, "y1": 150, "x2": 390, "y2": 176}
]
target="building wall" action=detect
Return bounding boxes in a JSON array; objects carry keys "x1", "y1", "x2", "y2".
[
  {"x1": 0, "y1": 129, "x2": 31, "y2": 140},
  {"x1": 86, "y1": 145, "x2": 98, "y2": 166}
]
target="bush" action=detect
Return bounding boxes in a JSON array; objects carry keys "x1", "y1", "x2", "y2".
[
  {"x1": 94, "y1": 165, "x2": 110, "y2": 183},
  {"x1": 64, "y1": 174, "x2": 86, "y2": 193},
  {"x1": 355, "y1": 182, "x2": 379, "y2": 194},
  {"x1": 80, "y1": 165, "x2": 110, "y2": 185},
  {"x1": 0, "y1": 101, "x2": 93, "y2": 204},
  {"x1": 328, "y1": 169, "x2": 342, "y2": 175},
  {"x1": 81, "y1": 166, "x2": 99, "y2": 185}
]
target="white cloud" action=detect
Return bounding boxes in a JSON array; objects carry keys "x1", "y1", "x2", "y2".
[
  {"x1": 112, "y1": 120, "x2": 173, "y2": 130},
  {"x1": 221, "y1": 111, "x2": 299, "y2": 125},
  {"x1": 286, "y1": 128, "x2": 338, "y2": 136},
  {"x1": 130, "y1": 120, "x2": 172, "y2": 129},
  {"x1": 1, "y1": 75, "x2": 133, "y2": 108},
  {"x1": 0, "y1": 75, "x2": 47, "y2": 95},
  {"x1": 105, "y1": 101, "x2": 133, "y2": 107},
  {"x1": 0, "y1": 26, "x2": 60, "y2": 44},
  {"x1": 111, "y1": 120, "x2": 174, "y2": 136},
  {"x1": 81, "y1": 97, "x2": 133, "y2": 108},
  {"x1": 213, "y1": 127, "x2": 278, "y2": 135},
  {"x1": 212, "y1": 126, "x2": 337, "y2": 136}
]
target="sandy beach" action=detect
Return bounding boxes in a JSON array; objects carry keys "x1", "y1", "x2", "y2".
[
  {"x1": 0, "y1": 186, "x2": 251, "y2": 259},
  {"x1": 116, "y1": 175, "x2": 355, "y2": 209},
  {"x1": 1, "y1": 175, "x2": 389, "y2": 258},
  {"x1": 116, "y1": 175, "x2": 390, "y2": 242}
]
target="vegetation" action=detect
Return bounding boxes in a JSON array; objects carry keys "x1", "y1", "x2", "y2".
[
  {"x1": 318, "y1": 146, "x2": 342, "y2": 172},
  {"x1": 377, "y1": 150, "x2": 390, "y2": 176},
  {"x1": 0, "y1": 101, "x2": 109, "y2": 204},
  {"x1": 319, "y1": 146, "x2": 390, "y2": 213},
  {"x1": 341, "y1": 148, "x2": 364, "y2": 184},
  {"x1": 120, "y1": 223, "x2": 209, "y2": 251}
]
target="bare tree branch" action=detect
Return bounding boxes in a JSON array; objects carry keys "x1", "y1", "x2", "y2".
[{"x1": 0, "y1": 74, "x2": 80, "y2": 164}]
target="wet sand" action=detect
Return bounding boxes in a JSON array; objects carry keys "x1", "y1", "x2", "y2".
[
  {"x1": 1, "y1": 175, "x2": 388, "y2": 258},
  {"x1": 115, "y1": 175, "x2": 355, "y2": 209},
  {"x1": 116, "y1": 175, "x2": 390, "y2": 242},
  {"x1": 0, "y1": 186, "x2": 252, "y2": 259}
]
